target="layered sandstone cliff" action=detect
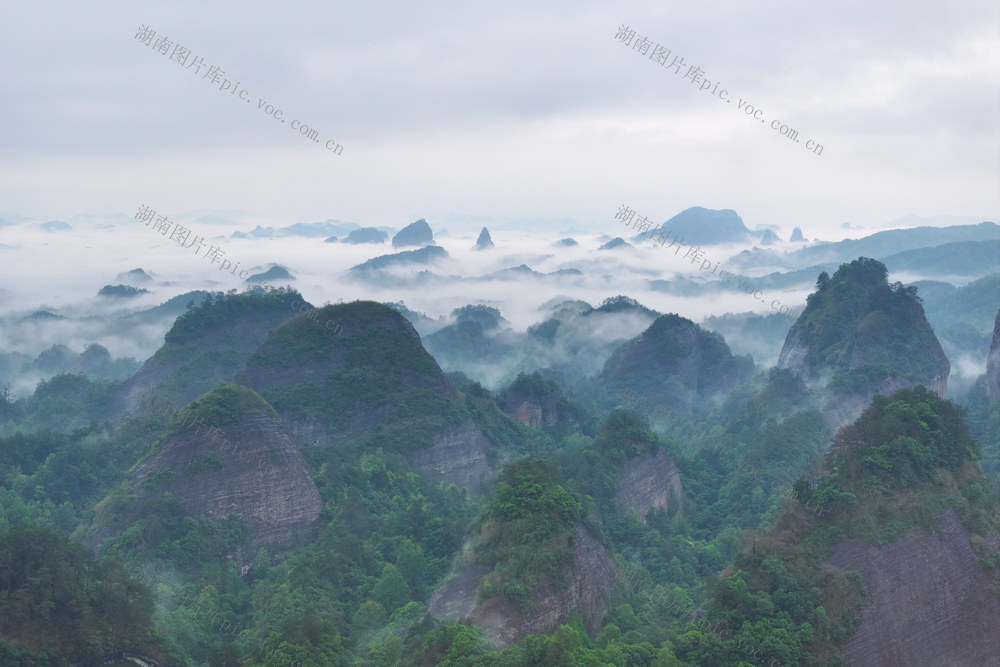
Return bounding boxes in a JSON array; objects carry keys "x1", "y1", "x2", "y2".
[
  {"x1": 504, "y1": 391, "x2": 559, "y2": 430},
  {"x1": 827, "y1": 508, "x2": 1000, "y2": 666},
  {"x1": 615, "y1": 449, "x2": 683, "y2": 521},
  {"x1": 499, "y1": 372, "x2": 591, "y2": 438},
  {"x1": 410, "y1": 419, "x2": 491, "y2": 493},
  {"x1": 429, "y1": 524, "x2": 618, "y2": 647},
  {"x1": 127, "y1": 387, "x2": 320, "y2": 567},
  {"x1": 238, "y1": 301, "x2": 501, "y2": 493}
]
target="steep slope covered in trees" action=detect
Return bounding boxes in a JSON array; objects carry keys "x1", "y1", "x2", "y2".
[
  {"x1": 0, "y1": 525, "x2": 167, "y2": 665},
  {"x1": 93, "y1": 385, "x2": 321, "y2": 570},
  {"x1": 683, "y1": 387, "x2": 1000, "y2": 666},
  {"x1": 429, "y1": 458, "x2": 617, "y2": 647},
  {"x1": 112, "y1": 288, "x2": 308, "y2": 419},
  {"x1": 778, "y1": 257, "x2": 950, "y2": 426},
  {"x1": 599, "y1": 313, "x2": 755, "y2": 418},
  {"x1": 237, "y1": 300, "x2": 499, "y2": 491}
]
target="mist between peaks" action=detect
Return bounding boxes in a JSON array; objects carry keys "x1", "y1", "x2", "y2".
[{"x1": 615, "y1": 386, "x2": 832, "y2": 520}]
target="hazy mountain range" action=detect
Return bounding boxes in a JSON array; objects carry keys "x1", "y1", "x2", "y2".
[{"x1": 0, "y1": 209, "x2": 998, "y2": 665}]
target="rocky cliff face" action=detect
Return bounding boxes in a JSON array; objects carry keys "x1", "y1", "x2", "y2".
[
  {"x1": 706, "y1": 387, "x2": 1000, "y2": 665},
  {"x1": 504, "y1": 393, "x2": 557, "y2": 430},
  {"x1": 615, "y1": 449, "x2": 683, "y2": 521},
  {"x1": 987, "y1": 308, "x2": 1000, "y2": 403},
  {"x1": 410, "y1": 419, "x2": 491, "y2": 493},
  {"x1": 778, "y1": 322, "x2": 949, "y2": 398},
  {"x1": 127, "y1": 391, "x2": 320, "y2": 568},
  {"x1": 429, "y1": 524, "x2": 617, "y2": 647},
  {"x1": 499, "y1": 372, "x2": 588, "y2": 437},
  {"x1": 827, "y1": 508, "x2": 1000, "y2": 667}
]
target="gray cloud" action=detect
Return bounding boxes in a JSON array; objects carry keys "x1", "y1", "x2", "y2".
[{"x1": 0, "y1": 0, "x2": 995, "y2": 234}]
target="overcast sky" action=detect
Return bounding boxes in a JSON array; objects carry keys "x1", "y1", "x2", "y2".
[{"x1": 1, "y1": 0, "x2": 998, "y2": 238}]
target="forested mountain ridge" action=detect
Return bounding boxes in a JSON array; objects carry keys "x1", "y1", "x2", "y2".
[
  {"x1": 429, "y1": 458, "x2": 618, "y2": 647},
  {"x1": 236, "y1": 300, "x2": 515, "y2": 493},
  {"x1": 785, "y1": 221, "x2": 1000, "y2": 267},
  {"x1": 687, "y1": 387, "x2": 1000, "y2": 665},
  {"x1": 596, "y1": 313, "x2": 755, "y2": 419},
  {"x1": 88, "y1": 384, "x2": 322, "y2": 571},
  {"x1": 778, "y1": 257, "x2": 950, "y2": 427},
  {"x1": 1, "y1": 255, "x2": 998, "y2": 664},
  {"x1": 111, "y1": 287, "x2": 315, "y2": 420}
]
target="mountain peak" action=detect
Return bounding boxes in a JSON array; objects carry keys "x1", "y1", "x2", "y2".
[
  {"x1": 778, "y1": 257, "x2": 949, "y2": 424},
  {"x1": 662, "y1": 206, "x2": 751, "y2": 246},
  {"x1": 392, "y1": 218, "x2": 434, "y2": 248},
  {"x1": 474, "y1": 226, "x2": 494, "y2": 249}
]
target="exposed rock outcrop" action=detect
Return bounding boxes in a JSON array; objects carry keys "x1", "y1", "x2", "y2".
[
  {"x1": 392, "y1": 218, "x2": 434, "y2": 248},
  {"x1": 987, "y1": 308, "x2": 1000, "y2": 402},
  {"x1": 125, "y1": 386, "x2": 321, "y2": 567},
  {"x1": 429, "y1": 524, "x2": 618, "y2": 647},
  {"x1": 498, "y1": 372, "x2": 590, "y2": 438},
  {"x1": 504, "y1": 392, "x2": 558, "y2": 430},
  {"x1": 615, "y1": 449, "x2": 683, "y2": 521},
  {"x1": 827, "y1": 508, "x2": 1000, "y2": 667},
  {"x1": 410, "y1": 419, "x2": 491, "y2": 493},
  {"x1": 695, "y1": 387, "x2": 1000, "y2": 665}
]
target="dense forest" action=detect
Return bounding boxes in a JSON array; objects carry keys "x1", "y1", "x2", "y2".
[{"x1": 0, "y1": 271, "x2": 997, "y2": 666}]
